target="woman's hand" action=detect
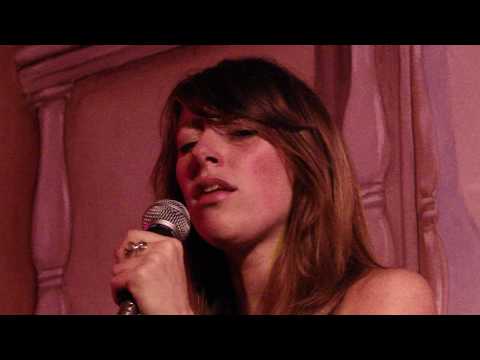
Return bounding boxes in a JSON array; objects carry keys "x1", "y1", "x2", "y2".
[{"x1": 111, "y1": 230, "x2": 194, "y2": 315}]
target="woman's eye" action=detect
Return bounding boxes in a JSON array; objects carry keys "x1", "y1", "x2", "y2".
[
  {"x1": 178, "y1": 142, "x2": 196, "y2": 154},
  {"x1": 230, "y1": 129, "x2": 258, "y2": 138}
]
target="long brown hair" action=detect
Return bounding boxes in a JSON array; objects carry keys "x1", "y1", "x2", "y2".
[{"x1": 153, "y1": 57, "x2": 381, "y2": 314}]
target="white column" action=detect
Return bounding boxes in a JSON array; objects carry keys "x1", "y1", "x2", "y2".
[
  {"x1": 410, "y1": 45, "x2": 449, "y2": 314},
  {"x1": 30, "y1": 84, "x2": 73, "y2": 314},
  {"x1": 343, "y1": 45, "x2": 396, "y2": 267}
]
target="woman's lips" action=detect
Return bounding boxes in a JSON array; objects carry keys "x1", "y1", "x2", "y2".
[
  {"x1": 195, "y1": 189, "x2": 236, "y2": 206},
  {"x1": 192, "y1": 177, "x2": 238, "y2": 205}
]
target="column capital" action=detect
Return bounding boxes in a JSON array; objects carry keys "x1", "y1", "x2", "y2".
[{"x1": 30, "y1": 83, "x2": 73, "y2": 109}]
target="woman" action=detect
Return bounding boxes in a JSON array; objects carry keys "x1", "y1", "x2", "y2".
[{"x1": 111, "y1": 57, "x2": 436, "y2": 315}]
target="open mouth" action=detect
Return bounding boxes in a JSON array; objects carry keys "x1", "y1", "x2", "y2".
[
  {"x1": 203, "y1": 184, "x2": 222, "y2": 194},
  {"x1": 193, "y1": 177, "x2": 238, "y2": 204}
]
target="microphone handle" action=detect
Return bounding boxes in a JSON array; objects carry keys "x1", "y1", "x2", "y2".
[
  {"x1": 117, "y1": 293, "x2": 140, "y2": 315},
  {"x1": 117, "y1": 224, "x2": 177, "y2": 315}
]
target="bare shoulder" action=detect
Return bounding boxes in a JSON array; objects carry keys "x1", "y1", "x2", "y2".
[{"x1": 335, "y1": 268, "x2": 437, "y2": 315}]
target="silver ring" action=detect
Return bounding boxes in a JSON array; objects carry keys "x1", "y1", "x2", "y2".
[{"x1": 124, "y1": 241, "x2": 148, "y2": 258}]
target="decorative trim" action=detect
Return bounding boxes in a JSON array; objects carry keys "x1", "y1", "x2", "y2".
[
  {"x1": 32, "y1": 85, "x2": 72, "y2": 314},
  {"x1": 16, "y1": 45, "x2": 180, "y2": 99},
  {"x1": 410, "y1": 45, "x2": 449, "y2": 314},
  {"x1": 15, "y1": 46, "x2": 83, "y2": 67},
  {"x1": 343, "y1": 45, "x2": 396, "y2": 267},
  {"x1": 359, "y1": 183, "x2": 386, "y2": 209},
  {"x1": 31, "y1": 83, "x2": 74, "y2": 108}
]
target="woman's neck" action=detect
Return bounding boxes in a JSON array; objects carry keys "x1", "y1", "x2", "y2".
[{"x1": 225, "y1": 233, "x2": 284, "y2": 315}]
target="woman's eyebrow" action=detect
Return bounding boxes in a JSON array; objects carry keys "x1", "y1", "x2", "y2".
[{"x1": 178, "y1": 116, "x2": 205, "y2": 129}]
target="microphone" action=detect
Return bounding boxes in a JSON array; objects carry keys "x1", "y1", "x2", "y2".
[{"x1": 117, "y1": 199, "x2": 191, "y2": 315}]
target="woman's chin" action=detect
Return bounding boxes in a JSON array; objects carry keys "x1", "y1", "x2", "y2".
[{"x1": 194, "y1": 220, "x2": 243, "y2": 248}]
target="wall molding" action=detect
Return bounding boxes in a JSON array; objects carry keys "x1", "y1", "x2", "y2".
[
  {"x1": 16, "y1": 45, "x2": 180, "y2": 101},
  {"x1": 409, "y1": 45, "x2": 449, "y2": 315},
  {"x1": 343, "y1": 45, "x2": 396, "y2": 267},
  {"x1": 32, "y1": 88, "x2": 72, "y2": 314}
]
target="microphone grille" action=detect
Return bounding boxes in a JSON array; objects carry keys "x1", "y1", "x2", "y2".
[{"x1": 142, "y1": 199, "x2": 191, "y2": 242}]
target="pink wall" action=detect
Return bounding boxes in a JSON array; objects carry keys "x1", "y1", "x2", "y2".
[
  {"x1": 424, "y1": 45, "x2": 480, "y2": 314},
  {"x1": 0, "y1": 45, "x2": 38, "y2": 314},
  {"x1": 445, "y1": 47, "x2": 480, "y2": 229}
]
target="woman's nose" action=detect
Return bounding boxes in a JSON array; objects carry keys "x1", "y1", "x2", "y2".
[{"x1": 191, "y1": 129, "x2": 223, "y2": 167}]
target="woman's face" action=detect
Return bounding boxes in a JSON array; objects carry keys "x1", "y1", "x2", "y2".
[{"x1": 175, "y1": 107, "x2": 293, "y2": 252}]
